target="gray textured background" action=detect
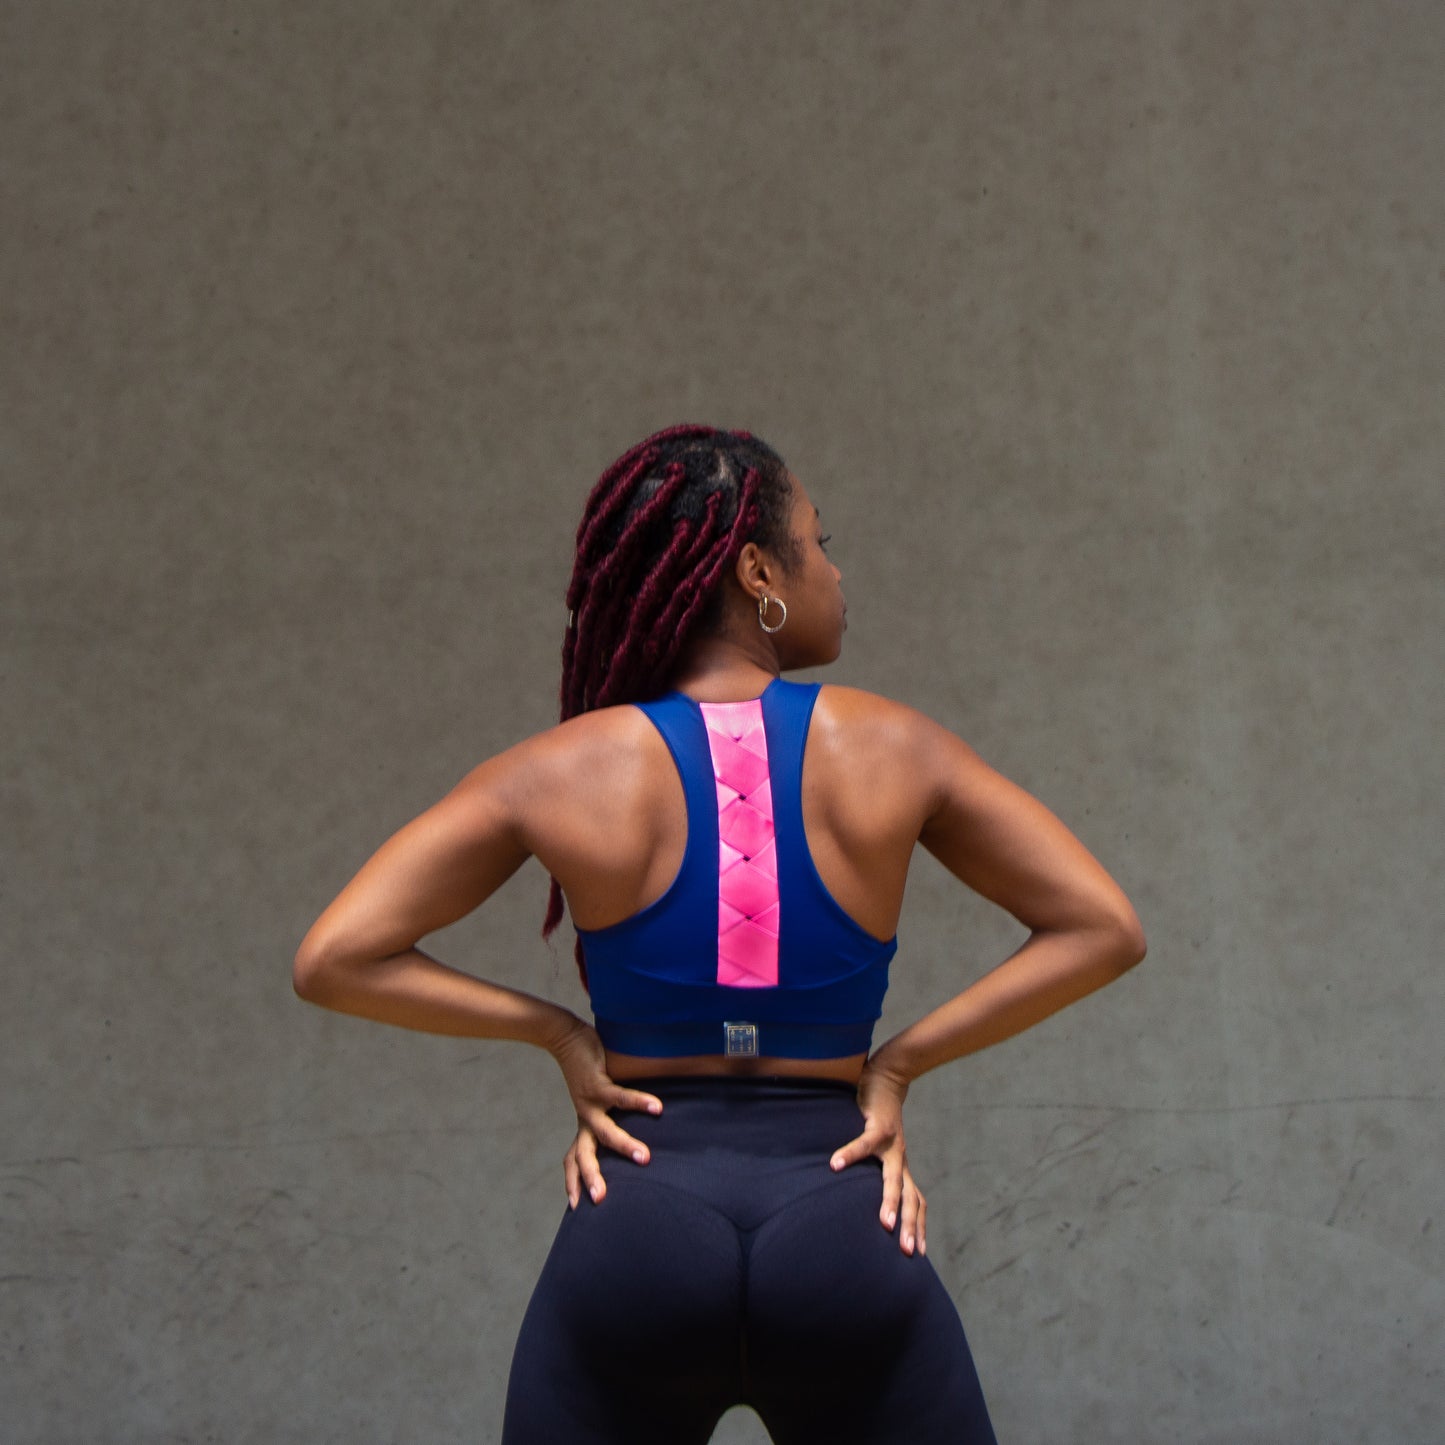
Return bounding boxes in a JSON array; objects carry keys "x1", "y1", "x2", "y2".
[{"x1": 3, "y1": 3, "x2": 1441, "y2": 1442}]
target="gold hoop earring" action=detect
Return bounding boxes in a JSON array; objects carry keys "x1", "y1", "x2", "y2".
[{"x1": 758, "y1": 595, "x2": 787, "y2": 634}]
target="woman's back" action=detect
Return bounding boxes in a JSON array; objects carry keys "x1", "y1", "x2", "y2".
[{"x1": 517, "y1": 680, "x2": 930, "y2": 950}]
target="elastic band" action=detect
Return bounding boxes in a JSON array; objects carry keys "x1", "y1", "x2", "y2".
[
  {"x1": 613, "y1": 1072, "x2": 859, "y2": 1096},
  {"x1": 595, "y1": 1016, "x2": 875, "y2": 1059}
]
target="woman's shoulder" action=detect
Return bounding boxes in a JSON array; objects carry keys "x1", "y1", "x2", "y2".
[
  {"x1": 813, "y1": 681, "x2": 942, "y2": 745},
  {"x1": 810, "y1": 683, "x2": 959, "y2": 798},
  {"x1": 466, "y1": 700, "x2": 668, "y2": 857},
  {"x1": 499, "y1": 697, "x2": 659, "y2": 778},
  {"x1": 802, "y1": 684, "x2": 956, "y2": 840},
  {"x1": 493, "y1": 684, "x2": 955, "y2": 797}
]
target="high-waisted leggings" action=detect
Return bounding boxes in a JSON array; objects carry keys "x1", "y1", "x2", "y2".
[{"x1": 502, "y1": 1074, "x2": 996, "y2": 1444}]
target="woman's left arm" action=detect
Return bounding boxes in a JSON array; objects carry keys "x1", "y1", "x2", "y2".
[
  {"x1": 293, "y1": 747, "x2": 564, "y2": 1038},
  {"x1": 293, "y1": 745, "x2": 665, "y2": 1166}
]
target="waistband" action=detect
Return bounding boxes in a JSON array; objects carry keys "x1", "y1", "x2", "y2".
[
  {"x1": 605, "y1": 1072, "x2": 864, "y2": 1156},
  {"x1": 594, "y1": 1016, "x2": 875, "y2": 1059},
  {"x1": 615, "y1": 1072, "x2": 860, "y2": 1098}
]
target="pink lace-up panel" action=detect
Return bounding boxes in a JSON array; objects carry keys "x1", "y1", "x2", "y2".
[{"x1": 699, "y1": 698, "x2": 779, "y2": 988}]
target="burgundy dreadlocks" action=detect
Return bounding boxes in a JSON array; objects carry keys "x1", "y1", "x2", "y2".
[{"x1": 542, "y1": 424, "x2": 802, "y2": 989}]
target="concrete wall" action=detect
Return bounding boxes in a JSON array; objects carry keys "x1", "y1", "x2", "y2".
[{"x1": 4, "y1": 3, "x2": 1440, "y2": 1440}]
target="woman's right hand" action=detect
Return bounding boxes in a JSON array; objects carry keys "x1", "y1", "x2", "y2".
[
  {"x1": 549, "y1": 1018, "x2": 664, "y2": 1209},
  {"x1": 829, "y1": 1055, "x2": 927, "y2": 1255}
]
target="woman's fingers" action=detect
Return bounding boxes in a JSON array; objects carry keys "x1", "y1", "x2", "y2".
[
  {"x1": 880, "y1": 1152, "x2": 904, "y2": 1235},
  {"x1": 568, "y1": 1108, "x2": 656, "y2": 1207},
  {"x1": 575, "y1": 1098, "x2": 656, "y2": 1167},
  {"x1": 585, "y1": 1112, "x2": 652, "y2": 1168},
  {"x1": 572, "y1": 1127, "x2": 607, "y2": 1205},
  {"x1": 563, "y1": 1139, "x2": 581, "y2": 1210},
  {"x1": 898, "y1": 1171, "x2": 926, "y2": 1256},
  {"x1": 830, "y1": 1126, "x2": 921, "y2": 1255},
  {"x1": 614, "y1": 1086, "x2": 664, "y2": 1117},
  {"x1": 829, "y1": 1123, "x2": 887, "y2": 1173}
]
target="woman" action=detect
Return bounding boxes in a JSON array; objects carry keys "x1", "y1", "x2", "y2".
[{"x1": 294, "y1": 424, "x2": 1146, "y2": 1443}]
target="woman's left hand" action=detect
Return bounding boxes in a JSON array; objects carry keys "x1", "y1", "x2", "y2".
[
  {"x1": 562, "y1": 1119, "x2": 607, "y2": 1211},
  {"x1": 550, "y1": 1018, "x2": 664, "y2": 1209},
  {"x1": 829, "y1": 1058, "x2": 927, "y2": 1256}
]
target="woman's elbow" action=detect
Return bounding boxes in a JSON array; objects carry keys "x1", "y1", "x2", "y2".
[
  {"x1": 292, "y1": 944, "x2": 323, "y2": 1003},
  {"x1": 1111, "y1": 907, "x2": 1147, "y2": 973},
  {"x1": 293, "y1": 932, "x2": 346, "y2": 1004}
]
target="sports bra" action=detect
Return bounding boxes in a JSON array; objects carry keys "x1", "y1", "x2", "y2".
[{"x1": 576, "y1": 676, "x2": 898, "y2": 1059}]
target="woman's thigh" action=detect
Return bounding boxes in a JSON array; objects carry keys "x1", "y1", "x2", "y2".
[
  {"x1": 743, "y1": 1163, "x2": 997, "y2": 1445},
  {"x1": 501, "y1": 1169, "x2": 744, "y2": 1445},
  {"x1": 503, "y1": 1076, "x2": 996, "y2": 1444}
]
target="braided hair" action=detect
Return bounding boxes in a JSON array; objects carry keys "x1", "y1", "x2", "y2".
[{"x1": 543, "y1": 423, "x2": 802, "y2": 988}]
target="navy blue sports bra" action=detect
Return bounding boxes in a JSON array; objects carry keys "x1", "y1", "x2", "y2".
[{"x1": 576, "y1": 676, "x2": 898, "y2": 1059}]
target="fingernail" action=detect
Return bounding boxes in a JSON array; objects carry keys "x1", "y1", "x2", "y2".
[
  {"x1": 831, "y1": 1156, "x2": 843, "y2": 1171},
  {"x1": 569, "y1": 1194, "x2": 577, "y2": 1210},
  {"x1": 903, "y1": 1233, "x2": 914, "y2": 1251},
  {"x1": 632, "y1": 1149, "x2": 647, "y2": 1164},
  {"x1": 590, "y1": 1185, "x2": 601, "y2": 1202},
  {"x1": 648, "y1": 1101, "x2": 662, "y2": 1114},
  {"x1": 886, "y1": 1210, "x2": 897, "y2": 1228}
]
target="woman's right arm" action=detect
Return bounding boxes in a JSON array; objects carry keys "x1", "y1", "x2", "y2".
[
  {"x1": 830, "y1": 704, "x2": 1147, "y2": 1213},
  {"x1": 865, "y1": 709, "x2": 1147, "y2": 1087}
]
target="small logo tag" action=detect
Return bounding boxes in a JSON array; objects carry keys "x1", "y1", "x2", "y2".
[{"x1": 724, "y1": 1022, "x2": 760, "y2": 1057}]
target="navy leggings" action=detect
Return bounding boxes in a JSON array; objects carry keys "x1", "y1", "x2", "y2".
[{"x1": 502, "y1": 1075, "x2": 996, "y2": 1444}]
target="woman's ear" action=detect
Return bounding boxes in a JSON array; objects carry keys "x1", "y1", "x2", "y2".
[{"x1": 734, "y1": 539, "x2": 776, "y2": 593}]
